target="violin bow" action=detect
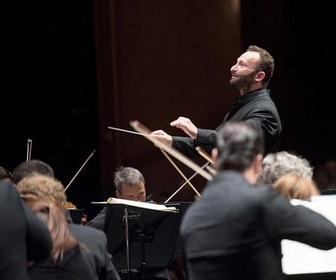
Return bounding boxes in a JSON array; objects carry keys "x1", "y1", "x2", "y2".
[
  {"x1": 162, "y1": 138, "x2": 219, "y2": 203},
  {"x1": 195, "y1": 146, "x2": 217, "y2": 175},
  {"x1": 64, "y1": 149, "x2": 96, "y2": 192},
  {"x1": 121, "y1": 122, "x2": 204, "y2": 196},
  {"x1": 158, "y1": 145, "x2": 202, "y2": 197},
  {"x1": 195, "y1": 146, "x2": 215, "y2": 165},
  {"x1": 129, "y1": 120, "x2": 213, "y2": 182},
  {"x1": 108, "y1": 125, "x2": 207, "y2": 194},
  {"x1": 164, "y1": 162, "x2": 209, "y2": 203},
  {"x1": 109, "y1": 123, "x2": 213, "y2": 198},
  {"x1": 26, "y1": 139, "x2": 32, "y2": 161}
]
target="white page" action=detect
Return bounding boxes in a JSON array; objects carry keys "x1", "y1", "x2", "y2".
[{"x1": 282, "y1": 196, "x2": 336, "y2": 275}]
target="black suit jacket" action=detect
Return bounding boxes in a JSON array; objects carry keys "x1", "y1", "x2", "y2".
[
  {"x1": 180, "y1": 171, "x2": 336, "y2": 280},
  {"x1": 0, "y1": 180, "x2": 52, "y2": 280},
  {"x1": 27, "y1": 244, "x2": 96, "y2": 280},
  {"x1": 172, "y1": 88, "x2": 282, "y2": 157},
  {"x1": 86, "y1": 206, "x2": 107, "y2": 231},
  {"x1": 69, "y1": 223, "x2": 120, "y2": 280}
]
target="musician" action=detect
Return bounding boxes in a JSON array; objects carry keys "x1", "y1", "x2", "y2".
[
  {"x1": 273, "y1": 173, "x2": 320, "y2": 201},
  {"x1": 0, "y1": 179, "x2": 52, "y2": 280},
  {"x1": 180, "y1": 121, "x2": 336, "y2": 280},
  {"x1": 256, "y1": 150, "x2": 314, "y2": 185},
  {"x1": 87, "y1": 166, "x2": 177, "y2": 280},
  {"x1": 16, "y1": 173, "x2": 121, "y2": 280},
  {"x1": 13, "y1": 159, "x2": 83, "y2": 224},
  {"x1": 87, "y1": 166, "x2": 158, "y2": 275},
  {"x1": 86, "y1": 166, "x2": 147, "y2": 230},
  {"x1": 25, "y1": 198, "x2": 97, "y2": 280},
  {"x1": 13, "y1": 159, "x2": 54, "y2": 184}
]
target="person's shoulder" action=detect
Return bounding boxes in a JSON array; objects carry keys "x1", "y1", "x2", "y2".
[
  {"x1": 69, "y1": 223, "x2": 106, "y2": 238},
  {"x1": 0, "y1": 179, "x2": 15, "y2": 193},
  {"x1": 253, "y1": 183, "x2": 277, "y2": 194},
  {"x1": 255, "y1": 184, "x2": 293, "y2": 207}
]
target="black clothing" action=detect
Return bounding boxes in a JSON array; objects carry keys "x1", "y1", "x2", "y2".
[
  {"x1": 0, "y1": 180, "x2": 52, "y2": 280},
  {"x1": 180, "y1": 171, "x2": 336, "y2": 280},
  {"x1": 173, "y1": 88, "x2": 282, "y2": 156},
  {"x1": 86, "y1": 206, "x2": 107, "y2": 231},
  {"x1": 28, "y1": 244, "x2": 96, "y2": 280},
  {"x1": 69, "y1": 223, "x2": 121, "y2": 280}
]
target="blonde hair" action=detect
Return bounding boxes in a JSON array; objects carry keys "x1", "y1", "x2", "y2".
[
  {"x1": 16, "y1": 173, "x2": 67, "y2": 207},
  {"x1": 273, "y1": 173, "x2": 320, "y2": 200},
  {"x1": 26, "y1": 198, "x2": 78, "y2": 262}
]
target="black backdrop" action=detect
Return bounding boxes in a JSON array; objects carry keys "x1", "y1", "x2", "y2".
[{"x1": 2, "y1": 0, "x2": 336, "y2": 217}]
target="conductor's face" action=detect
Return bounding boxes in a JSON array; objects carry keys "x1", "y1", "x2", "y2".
[
  {"x1": 116, "y1": 183, "x2": 146, "y2": 202},
  {"x1": 229, "y1": 51, "x2": 260, "y2": 91}
]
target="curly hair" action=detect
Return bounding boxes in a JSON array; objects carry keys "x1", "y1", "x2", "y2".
[
  {"x1": 257, "y1": 151, "x2": 313, "y2": 185},
  {"x1": 16, "y1": 173, "x2": 67, "y2": 207}
]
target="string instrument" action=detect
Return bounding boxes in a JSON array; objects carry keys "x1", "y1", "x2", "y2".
[{"x1": 64, "y1": 201, "x2": 77, "y2": 209}]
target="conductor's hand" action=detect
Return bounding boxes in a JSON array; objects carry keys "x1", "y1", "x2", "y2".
[
  {"x1": 170, "y1": 116, "x2": 198, "y2": 139},
  {"x1": 150, "y1": 130, "x2": 173, "y2": 147}
]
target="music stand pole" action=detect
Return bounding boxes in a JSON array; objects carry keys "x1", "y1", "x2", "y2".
[
  {"x1": 140, "y1": 233, "x2": 147, "y2": 280},
  {"x1": 124, "y1": 206, "x2": 131, "y2": 280}
]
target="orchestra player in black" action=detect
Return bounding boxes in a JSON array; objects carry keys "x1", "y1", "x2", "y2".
[{"x1": 0, "y1": 179, "x2": 52, "y2": 280}]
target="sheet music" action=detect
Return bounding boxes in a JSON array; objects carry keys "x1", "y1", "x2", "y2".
[
  {"x1": 282, "y1": 195, "x2": 336, "y2": 275},
  {"x1": 91, "y1": 197, "x2": 178, "y2": 213}
]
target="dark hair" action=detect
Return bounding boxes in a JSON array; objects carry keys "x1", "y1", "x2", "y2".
[
  {"x1": 0, "y1": 166, "x2": 13, "y2": 181},
  {"x1": 215, "y1": 121, "x2": 264, "y2": 171},
  {"x1": 13, "y1": 159, "x2": 54, "y2": 184},
  {"x1": 247, "y1": 45, "x2": 274, "y2": 87}
]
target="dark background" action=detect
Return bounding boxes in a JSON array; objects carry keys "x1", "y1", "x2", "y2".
[{"x1": 1, "y1": 1, "x2": 335, "y2": 219}]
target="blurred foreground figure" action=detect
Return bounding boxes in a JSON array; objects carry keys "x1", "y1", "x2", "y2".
[
  {"x1": 180, "y1": 121, "x2": 336, "y2": 280},
  {"x1": 25, "y1": 198, "x2": 96, "y2": 280},
  {"x1": 16, "y1": 174, "x2": 121, "y2": 280},
  {"x1": 0, "y1": 179, "x2": 52, "y2": 280}
]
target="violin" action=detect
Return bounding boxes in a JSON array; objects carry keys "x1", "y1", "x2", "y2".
[{"x1": 64, "y1": 201, "x2": 77, "y2": 209}]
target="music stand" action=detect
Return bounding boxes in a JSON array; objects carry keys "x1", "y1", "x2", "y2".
[{"x1": 103, "y1": 203, "x2": 181, "y2": 280}]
